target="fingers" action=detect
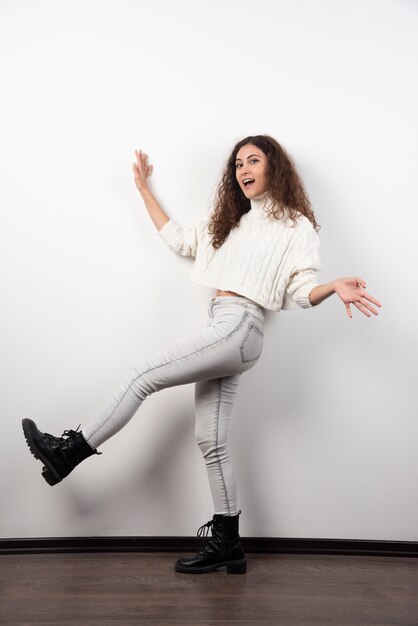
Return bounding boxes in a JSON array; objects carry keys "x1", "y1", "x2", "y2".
[
  {"x1": 134, "y1": 150, "x2": 145, "y2": 177},
  {"x1": 355, "y1": 289, "x2": 382, "y2": 316},
  {"x1": 362, "y1": 290, "x2": 382, "y2": 308},
  {"x1": 336, "y1": 277, "x2": 382, "y2": 319},
  {"x1": 355, "y1": 296, "x2": 381, "y2": 317},
  {"x1": 134, "y1": 149, "x2": 151, "y2": 177},
  {"x1": 362, "y1": 300, "x2": 380, "y2": 316},
  {"x1": 134, "y1": 150, "x2": 141, "y2": 174},
  {"x1": 354, "y1": 300, "x2": 372, "y2": 317},
  {"x1": 135, "y1": 149, "x2": 149, "y2": 163},
  {"x1": 348, "y1": 279, "x2": 382, "y2": 317},
  {"x1": 345, "y1": 290, "x2": 382, "y2": 318}
]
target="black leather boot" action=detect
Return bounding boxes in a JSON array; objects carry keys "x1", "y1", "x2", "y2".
[
  {"x1": 22, "y1": 418, "x2": 101, "y2": 486},
  {"x1": 175, "y1": 511, "x2": 247, "y2": 574}
]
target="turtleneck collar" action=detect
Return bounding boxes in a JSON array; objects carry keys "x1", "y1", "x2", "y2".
[{"x1": 248, "y1": 190, "x2": 272, "y2": 219}]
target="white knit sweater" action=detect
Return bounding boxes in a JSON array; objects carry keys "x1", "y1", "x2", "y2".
[{"x1": 157, "y1": 191, "x2": 321, "y2": 312}]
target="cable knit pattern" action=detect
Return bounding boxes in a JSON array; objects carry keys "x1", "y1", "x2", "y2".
[{"x1": 157, "y1": 191, "x2": 321, "y2": 312}]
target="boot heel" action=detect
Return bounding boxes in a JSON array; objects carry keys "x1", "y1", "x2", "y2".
[
  {"x1": 226, "y1": 559, "x2": 247, "y2": 574},
  {"x1": 42, "y1": 466, "x2": 61, "y2": 486}
]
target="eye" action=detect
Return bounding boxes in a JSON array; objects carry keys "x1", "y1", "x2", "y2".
[
  {"x1": 250, "y1": 159, "x2": 259, "y2": 164},
  {"x1": 236, "y1": 163, "x2": 242, "y2": 168}
]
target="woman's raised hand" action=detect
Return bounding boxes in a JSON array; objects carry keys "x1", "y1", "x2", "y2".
[
  {"x1": 333, "y1": 277, "x2": 382, "y2": 318},
  {"x1": 133, "y1": 149, "x2": 153, "y2": 192}
]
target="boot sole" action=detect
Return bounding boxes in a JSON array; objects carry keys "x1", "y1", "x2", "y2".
[
  {"x1": 175, "y1": 558, "x2": 247, "y2": 574},
  {"x1": 21, "y1": 418, "x2": 62, "y2": 486}
]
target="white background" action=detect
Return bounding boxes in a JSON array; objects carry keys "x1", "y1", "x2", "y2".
[{"x1": 1, "y1": 0, "x2": 417, "y2": 540}]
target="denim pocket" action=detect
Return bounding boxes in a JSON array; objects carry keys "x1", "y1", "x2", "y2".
[{"x1": 239, "y1": 321, "x2": 264, "y2": 363}]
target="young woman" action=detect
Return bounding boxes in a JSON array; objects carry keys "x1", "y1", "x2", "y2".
[{"x1": 22, "y1": 135, "x2": 381, "y2": 575}]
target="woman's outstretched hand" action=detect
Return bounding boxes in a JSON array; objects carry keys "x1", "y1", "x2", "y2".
[
  {"x1": 333, "y1": 277, "x2": 382, "y2": 318},
  {"x1": 133, "y1": 149, "x2": 153, "y2": 192}
]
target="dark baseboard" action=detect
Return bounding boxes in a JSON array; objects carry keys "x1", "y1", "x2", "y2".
[{"x1": 1, "y1": 536, "x2": 417, "y2": 557}]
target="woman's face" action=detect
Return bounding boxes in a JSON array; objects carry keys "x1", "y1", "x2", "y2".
[{"x1": 235, "y1": 143, "x2": 269, "y2": 199}]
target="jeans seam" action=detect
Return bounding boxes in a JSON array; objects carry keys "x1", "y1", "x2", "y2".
[
  {"x1": 87, "y1": 310, "x2": 249, "y2": 439},
  {"x1": 215, "y1": 377, "x2": 230, "y2": 515}
]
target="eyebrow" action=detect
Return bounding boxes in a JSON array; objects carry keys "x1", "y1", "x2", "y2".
[{"x1": 235, "y1": 154, "x2": 261, "y2": 163}]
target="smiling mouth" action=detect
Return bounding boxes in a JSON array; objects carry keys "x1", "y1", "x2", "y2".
[{"x1": 243, "y1": 178, "x2": 255, "y2": 188}]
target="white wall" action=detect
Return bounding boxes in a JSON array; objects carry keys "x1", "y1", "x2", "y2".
[{"x1": 1, "y1": 0, "x2": 417, "y2": 541}]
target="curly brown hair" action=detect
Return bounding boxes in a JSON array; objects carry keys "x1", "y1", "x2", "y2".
[{"x1": 208, "y1": 135, "x2": 320, "y2": 250}]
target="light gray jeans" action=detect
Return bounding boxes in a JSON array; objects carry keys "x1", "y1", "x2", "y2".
[{"x1": 82, "y1": 295, "x2": 265, "y2": 515}]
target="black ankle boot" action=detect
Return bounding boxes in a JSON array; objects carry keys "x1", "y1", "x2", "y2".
[
  {"x1": 175, "y1": 511, "x2": 247, "y2": 574},
  {"x1": 22, "y1": 418, "x2": 101, "y2": 486}
]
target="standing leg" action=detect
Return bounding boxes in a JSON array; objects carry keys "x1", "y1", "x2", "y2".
[
  {"x1": 174, "y1": 373, "x2": 247, "y2": 574},
  {"x1": 194, "y1": 374, "x2": 242, "y2": 515}
]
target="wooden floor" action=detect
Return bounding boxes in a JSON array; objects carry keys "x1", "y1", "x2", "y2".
[{"x1": 1, "y1": 552, "x2": 417, "y2": 625}]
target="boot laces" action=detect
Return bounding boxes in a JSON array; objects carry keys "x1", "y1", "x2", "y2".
[
  {"x1": 197, "y1": 519, "x2": 213, "y2": 540},
  {"x1": 196, "y1": 519, "x2": 215, "y2": 554},
  {"x1": 41, "y1": 426, "x2": 80, "y2": 446},
  {"x1": 198, "y1": 511, "x2": 242, "y2": 546},
  {"x1": 40, "y1": 428, "x2": 81, "y2": 446},
  {"x1": 61, "y1": 424, "x2": 82, "y2": 439},
  {"x1": 59, "y1": 425, "x2": 102, "y2": 455}
]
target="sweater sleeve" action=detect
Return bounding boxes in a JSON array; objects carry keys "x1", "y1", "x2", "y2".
[
  {"x1": 283, "y1": 226, "x2": 321, "y2": 309},
  {"x1": 158, "y1": 217, "x2": 208, "y2": 258}
]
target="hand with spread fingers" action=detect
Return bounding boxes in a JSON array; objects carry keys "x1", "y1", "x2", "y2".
[
  {"x1": 309, "y1": 277, "x2": 382, "y2": 316},
  {"x1": 133, "y1": 149, "x2": 153, "y2": 192},
  {"x1": 333, "y1": 277, "x2": 382, "y2": 319}
]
